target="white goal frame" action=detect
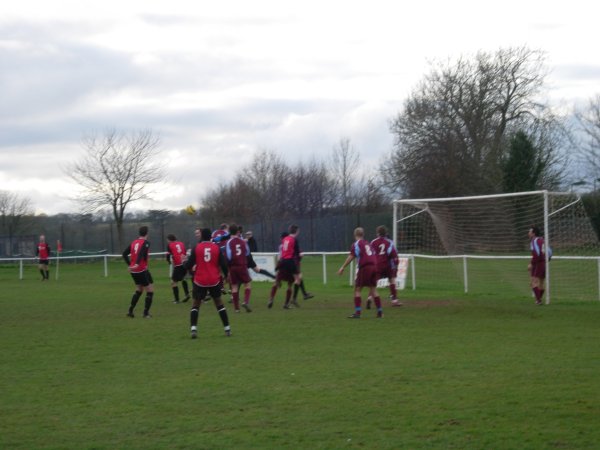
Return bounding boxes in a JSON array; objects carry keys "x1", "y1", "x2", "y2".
[{"x1": 392, "y1": 190, "x2": 590, "y2": 304}]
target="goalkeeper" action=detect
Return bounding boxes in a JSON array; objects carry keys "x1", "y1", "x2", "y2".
[{"x1": 528, "y1": 225, "x2": 546, "y2": 305}]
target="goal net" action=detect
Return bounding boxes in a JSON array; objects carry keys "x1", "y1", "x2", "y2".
[{"x1": 393, "y1": 191, "x2": 600, "y2": 303}]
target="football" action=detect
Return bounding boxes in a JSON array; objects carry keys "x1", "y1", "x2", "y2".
[{"x1": 185, "y1": 205, "x2": 196, "y2": 215}]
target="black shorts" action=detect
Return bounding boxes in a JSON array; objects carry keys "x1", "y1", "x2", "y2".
[
  {"x1": 38, "y1": 259, "x2": 50, "y2": 266},
  {"x1": 171, "y1": 265, "x2": 187, "y2": 282},
  {"x1": 193, "y1": 281, "x2": 224, "y2": 301},
  {"x1": 131, "y1": 270, "x2": 153, "y2": 287},
  {"x1": 279, "y1": 258, "x2": 298, "y2": 275},
  {"x1": 247, "y1": 254, "x2": 257, "y2": 269}
]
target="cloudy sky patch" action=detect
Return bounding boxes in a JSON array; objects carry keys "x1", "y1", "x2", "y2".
[{"x1": 1, "y1": 1, "x2": 599, "y2": 213}]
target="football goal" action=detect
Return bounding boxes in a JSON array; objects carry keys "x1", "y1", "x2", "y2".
[{"x1": 393, "y1": 191, "x2": 600, "y2": 303}]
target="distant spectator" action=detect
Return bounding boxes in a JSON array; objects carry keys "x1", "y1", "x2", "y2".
[{"x1": 245, "y1": 230, "x2": 258, "y2": 253}]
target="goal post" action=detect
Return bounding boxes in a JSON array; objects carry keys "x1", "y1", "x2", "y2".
[{"x1": 393, "y1": 190, "x2": 600, "y2": 303}]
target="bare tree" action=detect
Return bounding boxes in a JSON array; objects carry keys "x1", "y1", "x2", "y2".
[
  {"x1": 67, "y1": 129, "x2": 165, "y2": 249},
  {"x1": 0, "y1": 190, "x2": 33, "y2": 256},
  {"x1": 331, "y1": 137, "x2": 363, "y2": 212},
  {"x1": 575, "y1": 94, "x2": 600, "y2": 183},
  {"x1": 384, "y1": 47, "x2": 562, "y2": 198}
]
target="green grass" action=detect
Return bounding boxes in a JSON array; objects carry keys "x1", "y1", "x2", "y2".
[{"x1": 1, "y1": 258, "x2": 600, "y2": 449}]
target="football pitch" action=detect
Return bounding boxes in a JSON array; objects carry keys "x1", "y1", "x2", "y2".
[{"x1": 1, "y1": 257, "x2": 600, "y2": 449}]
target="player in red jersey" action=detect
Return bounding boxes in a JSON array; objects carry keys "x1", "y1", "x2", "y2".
[
  {"x1": 370, "y1": 225, "x2": 402, "y2": 308},
  {"x1": 337, "y1": 227, "x2": 382, "y2": 318},
  {"x1": 528, "y1": 225, "x2": 547, "y2": 305},
  {"x1": 36, "y1": 234, "x2": 51, "y2": 281},
  {"x1": 225, "y1": 224, "x2": 252, "y2": 313},
  {"x1": 122, "y1": 226, "x2": 154, "y2": 318},
  {"x1": 280, "y1": 224, "x2": 301, "y2": 284},
  {"x1": 166, "y1": 234, "x2": 191, "y2": 304},
  {"x1": 212, "y1": 223, "x2": 232, "y2": 294},
  {"x1": 184, "y1": 228, "x2": 231, "y2": 339},
  {"x1": 267, "y1": 230, "x2": 297, "y2": 309},
  {"x1": 290, "y1": 230, "x2": 314, "y2": 307}
]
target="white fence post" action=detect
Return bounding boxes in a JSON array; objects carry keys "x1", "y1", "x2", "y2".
[
  {"x1": 19, "y1": 259, "x2": 23, "y2": 280},
  {"x1": 322, "y1": 254, "x2": 327, "y2": 285},
  {"x1": 349, "y1": 260, "x2": 354, "y2": 286},
  {"x1": 463, "y1": 255, "x2": 468, "y2": 293},
  {"x1": 411, "y1": 255, "x2": 416, "y2": 290},
  {"x1": 104, "y1": 255, "x2": 108, "y2": 277}
]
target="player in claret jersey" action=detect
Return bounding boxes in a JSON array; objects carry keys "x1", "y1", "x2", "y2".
[
  {"x1": 184, "y1": 228, "x2": 231, "y2": 339},
  {"x1": 36, "y1": 234, "x2": 51, "y2": 281},
  {"x1": 166, "y1": 234, "x2": 190, "y2": 304},
  {"x1": 225, "y1": 223, "x2": 252, "y2": 313},
  {"x1": 370, "y1": 225, "x2": 401, "y2": 308},
  {"x1": 211, "y1": 223, "x2": 230, "y2": 251},
  {"x1": 122, "y1": 226, "x2": 154, "y2": 318},
  {"x1": 528, "y1": 225, "x2": 547, "y2": 305},
  {"x1": 337, "y1": 227, "x2": 382, "y2": 319}
]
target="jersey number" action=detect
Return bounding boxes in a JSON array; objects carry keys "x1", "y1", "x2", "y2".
[{"x1": 204, "y1": 248, "x2": 212, "y2": 262}]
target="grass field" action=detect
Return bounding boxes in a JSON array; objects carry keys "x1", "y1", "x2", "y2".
[{"x1": 2, "y1": 257, "x2": 600, "y2": 449}]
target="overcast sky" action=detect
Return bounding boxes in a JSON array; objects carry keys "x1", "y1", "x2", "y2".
[{"x1": 1, "y1": 0, "x2": 599, "y2": 214}]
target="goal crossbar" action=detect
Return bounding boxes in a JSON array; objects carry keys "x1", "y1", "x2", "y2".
[{"x1": 393, "y1": 190, "x2": 573, "y2": 205}]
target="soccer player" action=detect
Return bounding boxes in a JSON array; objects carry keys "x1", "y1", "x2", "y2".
[
  {"x1": 225, "y1": 224, "x2": 252, "y2": 313},
  {"x1": 240, "y1": 225, "x2": 275, "y2": 280},
  {"x1": 291, "y1": 231, "x2": 314, "y2": 306},
  {"x1": 212, "y1": 223, "x2": 231, "y2": 294},
  {"x1": 36, "y1": 235, "x2": 51, "y2": 281},
  {"x1": 370, "y1": 225, "x2": 402, "y2": 308},
  {"x1": 184, "y1": 228, "x2": 232, "y2": 339},
  {"x1": 267, "y1": 231, "x2": 296, "y2": 309},
  {"x1": 337, "y1": 227, "x2": 382, "y2": 319},
  {"x1": 528, "y1": 225, "x2": 547, "y2": 305},
  {"x1": 166, "y1": 234, "x2": 191, "y2": 303},
  {"x1": 211, "y1": 223, "x2": 230, "y2": 250},
  {"x1": 245, "y1": 230, "x2": 258, "y2": 253},
  {"x1": 122, "y1": 226, "x2": 154, "y2": 318}
]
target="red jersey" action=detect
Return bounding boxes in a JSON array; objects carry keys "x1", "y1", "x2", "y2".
[
  {"x1": 37, "y1": 242, "x2": 50, "y2": 260},
  {"x1": 192, "y1": 241, "x2": 222, "y2": 287},
  {"x1": 350, "y1": 239, "x2": 376, "y2": 268},
  {"x1": 226, "y1": 236, "x2": 249, "y2": 267},
  {"x1": 371, "y1": 236, "x2": 399, "y2": 269},
  {"x1": 280, "y1": 235, "x2": 297, "y2": 260},
  {"x1": 127, "y1": 238, "x2": 150, "y2": 273},
  {"x1": 167, "y1": 241, "x2": 186, "y2": 266}
]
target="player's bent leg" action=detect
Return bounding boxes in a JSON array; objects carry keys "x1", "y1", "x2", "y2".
[
  {"x1": 127, "y1": 290, "x2": 143, "y2": 317},
  {"x1": 181, "y1": 279, "x2": 190, "y2": 300},
  {"x1": 212, "y1": 296, "x2": 231, "y2": 336},
  {"x1": 242, "y1": 283, "x2": 252, "y2": 312},
  {"x1": 143, "y1": 287, "x2": 154, "y2": 318}
]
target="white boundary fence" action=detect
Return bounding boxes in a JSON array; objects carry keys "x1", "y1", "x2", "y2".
[
  {"x1": 0, "y1": 251, "x2": 355, "y2": 285},
  {"x1": 399, "y1": 254, "x2": 600, "y2": 302},
  {"x1": 3, "y1": 252, "x2": 598, "y2": 300}
]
